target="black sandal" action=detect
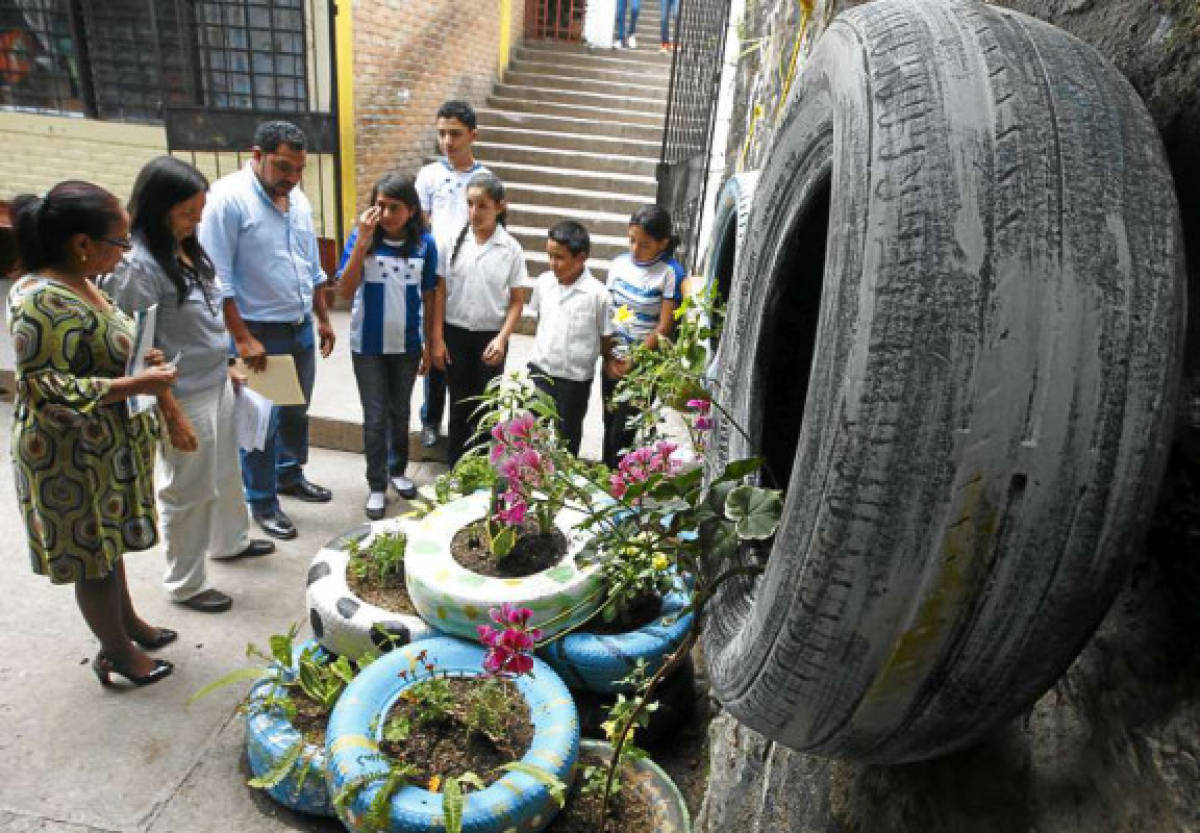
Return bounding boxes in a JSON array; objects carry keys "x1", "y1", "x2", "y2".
[
  {"x1": 133, "y1": 628, "x2": 178, "y2": 651},
  {"x1": 92, "y1": 651, "x2": 174, "y2": 687}
]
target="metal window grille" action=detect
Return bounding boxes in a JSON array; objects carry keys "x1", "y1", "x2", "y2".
[
  {"x1": 194, "y1": 0, "x2": 308, "y2": 112},
  {"x1": 656, "y1": 0, "x2": 731, "y2": 268},
  {"x1": 524, "y1": 0, "x2": 584, "y2": 41},
  {"x1": 0, "y1": 0, "x2": 83, "y2": 115},
  {"x1": 79, "y1": 0, "x2": 197, "y2": 122}
]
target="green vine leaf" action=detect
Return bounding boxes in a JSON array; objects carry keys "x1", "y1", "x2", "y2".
[
  {"x1": 725, "y1": 485, "x2": 783, "y2": 540},
  {"x1": 247, "y1": 738, "x2": 303, "y2": 790}
]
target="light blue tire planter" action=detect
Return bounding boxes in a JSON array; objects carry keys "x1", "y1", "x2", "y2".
[
  {"x1": 539, "y1": 584, "x2": 693, "y2": 694},
  {"x1": 404, "y1": 491, "x2": 605, "y2": 642},
  {"x1": 244, "y1": 640, "x2": 336, "y2": 817},
  {"x1": 326, "y1": 636, "x2": 580, "y2": 833},
  {"x1": 577, "y1": 740, "x2": 690, "y2": 832},
  {"x1": 307, "y1": 520, "x2": 441, "y2": 661}
]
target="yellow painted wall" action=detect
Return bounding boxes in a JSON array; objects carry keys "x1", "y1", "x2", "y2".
[{"x1": 0, "y1": 112, "x2": 167, "y2": 203}]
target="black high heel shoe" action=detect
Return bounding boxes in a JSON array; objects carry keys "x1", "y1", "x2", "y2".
[
  {"x1": 133, "y1": 628, "x2": 178, "y2": 651},
  {"x1": 92, "y1": 651, "x2": 174, "y2": 687}
]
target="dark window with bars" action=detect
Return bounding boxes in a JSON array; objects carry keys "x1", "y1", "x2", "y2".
[{"x1": 0, "y1": 0, "x2": 309, "y2": 121}]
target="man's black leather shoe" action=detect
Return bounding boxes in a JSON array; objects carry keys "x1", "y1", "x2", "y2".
[
  {"x1": 253, "y1": 509, "x2": 298, "y2": 540},
  {"x1": 176, "y1": 588, "x2": 233, "y2": 613},
  {"x1": 228, "y1": 539, "x2": 276, "y2": 559},
  {"x1": 279, "y1": 478, "x2": 333, "y2": 503}
]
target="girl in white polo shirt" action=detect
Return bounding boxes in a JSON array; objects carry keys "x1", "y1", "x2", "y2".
[
  {"x1": 431, "y1": 172, "x2": 527, "y2": 464},
  {"x1": 603, "y1": 205, "x2": 685, "y2": 467}
]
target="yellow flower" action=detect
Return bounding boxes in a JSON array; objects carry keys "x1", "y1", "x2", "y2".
[
  {"x1": 652, "y1": 553, "x2": 671, "y2": 571},
  {"x1": 613, "y1": 305, "x2": 634, "y2": 326},
  {"x1": 428, "y1": 774, "x2": 441, "y2": 792}
]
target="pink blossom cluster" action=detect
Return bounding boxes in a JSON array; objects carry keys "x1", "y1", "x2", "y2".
[
  {"x1": 488, "y1": 413, "x2": 556, "y2": 527},
  {"x1": 477, "y1": 603, "x2": 542, "y2": 676},
  {"x1": 688, "y1": 398, "x2": 713, "y2": 431},
  {"x1": 609, "y1": 440, "x2": 683, "y2": 499}
]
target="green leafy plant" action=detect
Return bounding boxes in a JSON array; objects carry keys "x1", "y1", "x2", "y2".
[{"x1": 348, "y1": 530, "x2": 407, "y2": 586}]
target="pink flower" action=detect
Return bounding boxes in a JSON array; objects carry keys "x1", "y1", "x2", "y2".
[
  {"x1": 609, "y1": 473, "x2": 628, "y2": 499},
  {"x1": 694, "y1": 415, "x2": 713, "y2": 431},
  {"x1": 481, "y1": 605, "x2": 539, "y2": 678}
]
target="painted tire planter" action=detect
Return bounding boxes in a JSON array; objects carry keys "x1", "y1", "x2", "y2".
[
  {"x1": 326, "y1": 636, "x2": 579, "y2": 833},
  {"x1": 244, "y1": 640, "x2": 335, "y2": 817},
  {"x1": 404, "y1": 491, "x2": 605, "y2": 641},
  {"x1": 576, "y1": 740, "x2": 690, "y2": 833},
  {"x1": 703, "y1": 171, "x2": 759, "y2": 312},
  {"x1": 703, "y1": 0, "x2": 1185, "y2": 764},
  {"x1": 307, "y1": 521, "x2": 441, "y2": 660},
  {"x1": 539, "y1": 582, "x2": 693, "y2": 694}
]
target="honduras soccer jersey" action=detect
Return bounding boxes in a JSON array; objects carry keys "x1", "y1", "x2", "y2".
[{"x1": 339, "y1": 229, "x2": 438, "y2": 354}]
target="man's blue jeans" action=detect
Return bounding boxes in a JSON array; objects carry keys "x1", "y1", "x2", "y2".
[
  {"x1": 660, "y1": 0, "x2": 679, "y2": 43},
  {"x1": 240, "y1": 319, "x2": 315, "y2": 514},
  {"x1": 616, "y1": 0, "x2": 640, "y2": 44}
]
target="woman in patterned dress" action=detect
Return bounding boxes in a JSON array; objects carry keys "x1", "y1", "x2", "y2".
[{"x1": 8, "y1": 181, "x2": 180, "y2": 687}]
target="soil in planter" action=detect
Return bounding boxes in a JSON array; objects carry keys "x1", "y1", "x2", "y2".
[
  {"x1": 587, "y1": 592, "x2": 663, "y2": 634},
  {"x1": 542, "y1": 748, "x2": 656, "y2": 833},
  {"x1": 288, "y1": 689, "x2": 330, "y2": 747},
  {"x1": 379, "y1": 677, "x2": 533, "y2": 787},
  {"x1": 451, "y1": 518, "x2": 568, "y2": 578},
  {"x1": 346, "y1": 561, "x2": 417, "y2": 615}
]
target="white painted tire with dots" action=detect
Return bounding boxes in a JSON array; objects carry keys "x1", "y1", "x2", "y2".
[
  {"x1": 703, "y1": 171, "x2": 759, "y2": 309},
  {"x1": 703, "y1": 0, "x2": 1185, "y2": 765},
  {"x1": 404, "y1": 491, "x2": 605, "y2": 641},
  {"x1": 306, "y1": 521, "x2": 441, "y2": 660}
]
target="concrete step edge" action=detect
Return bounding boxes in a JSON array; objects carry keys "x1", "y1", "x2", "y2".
[
  {"x1": 483, "y1": 159, "x2": 658, "y2": 186},
  {"x1": 494, "y1": 83, "x2": 667, "y2": 108},
  {"x1": 475, "y1": 142, "x2": 659, "y2": 167},
  {"x1": 481, "y1": 125, "x2": 661, "y2": 151},
  {"x1": 486, "y1": 96, "x2": 665, "y2": 122},
  {"x1": 509, "y1": 202, "x2": 631, "y2": 224}
]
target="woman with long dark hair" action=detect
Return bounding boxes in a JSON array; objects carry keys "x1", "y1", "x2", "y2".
[
  {"x1": 104, "y1": 156, "x2": 274, "y2": 615},
  {"x1": 8, "y1": 180, "x2": 179, "y2": 686},
  {"x1": 336, "y1": 173, "x2": 437, "y2": 518}
]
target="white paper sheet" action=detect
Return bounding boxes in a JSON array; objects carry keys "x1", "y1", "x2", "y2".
[
  {"x1": 125, "y1": 304, "x2": 158, "y2": 416},
  {"x1": 233, "y1": 384, "x2": 273, "y2": 452}
]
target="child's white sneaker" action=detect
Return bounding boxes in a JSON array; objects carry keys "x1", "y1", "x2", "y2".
[
  {"x1": 390, "y1": 474, "x2": 417, "y2": 499},
  {"x1": 628, "y1": 34, "x2": 638, "y2": 48},
  {"x1": 365, "y1": 491, "x2": 386, "y2": 520}
]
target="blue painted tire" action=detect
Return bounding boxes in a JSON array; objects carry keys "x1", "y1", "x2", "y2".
[
  {"x1": 244, "y1": 640, "x2": 335, "y2": 817},
  {"x1": 326, "y1": 636, "x2": 579, "y2": 833},
  {"x1": 539, "y1": 584, "x2": 693, "y2": 694}
]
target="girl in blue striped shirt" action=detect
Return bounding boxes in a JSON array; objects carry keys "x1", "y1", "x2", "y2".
[
  {"x1": 337, "y1": 174, "x2": 438, "y2": 518},
  {"x1": 603, "y1": 205, "x2": 685, "y2": 467}
]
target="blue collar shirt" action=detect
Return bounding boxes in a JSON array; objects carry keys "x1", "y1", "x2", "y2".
[{"x1": 198, "y1": 162, "x2": 327, "y2": 323}]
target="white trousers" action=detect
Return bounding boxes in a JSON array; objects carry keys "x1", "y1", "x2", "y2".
[{"x1": 158, "y1": 379, "x2": 251, "y2": 600}]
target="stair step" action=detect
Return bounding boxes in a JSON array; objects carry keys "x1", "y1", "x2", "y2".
[
  {"x1": 524, "y1": 38, "x2": 674, "y2": 64},
  {"x1": 515, "y1": 44, "x2": 671, "y2": 74},
  {"x1": 507, "y1": 202, "x2": 632, "y2": 238},
  {"x1": 506, "y1": 57, "x2": 670, "y2": 85},
  {"x1": 509, "y1": 223, "x2": 628, "y2": 261},
  {"x1": 476, "y1": 141, "x2": 658, "y2": 177},
  {"x1": 504, "y1": 180, "x2": 651, "y2": 215},
  {"x1": 477, "y1": 108, "x2": 663, "y2": 143},
  {"x1": 503, "y1": 70, "x2": 667, "y2": 101},
  {"x1": 483, "y1": 159, "x2": 658, "y2": 197},
  {"x1": 478, "y1": 125, "x2": 660, "y2": 159},
  {"x1": 486, "y1": 95, "x2": 664, "y2": 127},
  {"x1": 492, "y1": 83, "x2": 666, "y2": 115}
]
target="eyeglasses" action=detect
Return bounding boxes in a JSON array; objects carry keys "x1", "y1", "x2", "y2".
[{"x1": 98, "y1": 236, "x2": 133, "y2": 251}]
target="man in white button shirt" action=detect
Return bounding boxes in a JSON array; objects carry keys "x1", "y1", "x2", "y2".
[{"x1": 526, "y1": 221, "x2": 616, "y2": 456}]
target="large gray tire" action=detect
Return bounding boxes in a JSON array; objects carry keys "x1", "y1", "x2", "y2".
[
  {"x1": 703, "y1": 0, "x2": 1186, "y2": 764},
  {"x1": 703, "y1": 172, "x2": 760, "y2": 308}
]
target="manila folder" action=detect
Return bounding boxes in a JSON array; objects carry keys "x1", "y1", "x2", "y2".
[{"x1": 233, "y1": 354, "x2": 306, "y2": 406}]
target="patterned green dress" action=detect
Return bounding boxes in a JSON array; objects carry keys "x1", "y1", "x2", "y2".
[{"x1": 7, "y1": 276, "x2": 159, "y2": 584}]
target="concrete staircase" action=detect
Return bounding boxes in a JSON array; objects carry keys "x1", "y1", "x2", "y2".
[{"x1": 477, "y1": 13, "x2": 674, "y2": 280}]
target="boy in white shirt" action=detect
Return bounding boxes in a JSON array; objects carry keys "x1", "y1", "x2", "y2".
[{"x1": 527, "y1": 220, "x2": 615, "y2": 456}]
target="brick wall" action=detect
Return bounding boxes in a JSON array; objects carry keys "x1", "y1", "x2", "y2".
[
  {"x1": 351, "y1": 0, "x2": 524, "y2": 211},
  {"x1": 0, "y1": 113, "x2": 167, "y2": 203}
]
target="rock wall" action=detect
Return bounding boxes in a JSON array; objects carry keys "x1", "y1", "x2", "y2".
[{"x1": 700, "y1": 1, "x2": 1200, "y2": 830}]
